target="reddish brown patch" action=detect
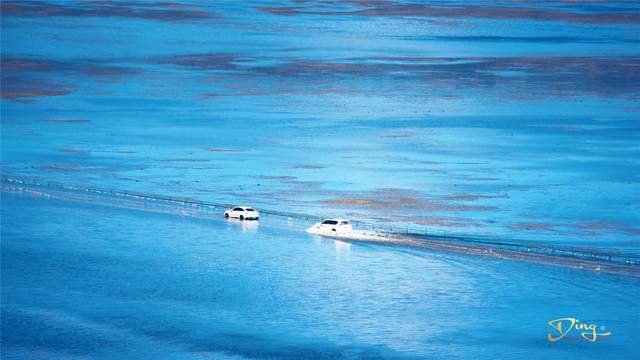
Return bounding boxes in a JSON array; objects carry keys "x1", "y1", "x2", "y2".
[
  {"x1": 158, "y1": 53, "x2": 238, "y2": 70},
  {"x1": 404, "y1": 216, "x2": 485, "y2": 228},
  {"x1": 259, "y1": 2, "x2": 640, "y2": 25},
  {"x1": 259, "y1": 6, "x2": 299, "y2": 15},
  {"x1": 1, "y1": 89, "x2": 71, "y2": 100},
  {"x1": 1, "y1": 59, "x2": 57, "y2": 72},
  {"x1": 1, "y1": 1, "x2": 215, "y2": 22},
  {"x1": 99, "y1": 1, "x2": 198, "y2": 9},
  {"x1": 575, "y1": 220, "x2": 640, "y2": 236},
  {"x1": 322, "y1": 199, "x2": 372, "y2": 205},
  {"x1": 510, "y1": 222, "x2": 555, "y2": 231},
  {"x1": 1, "y1": 78, "x2": 73, "y2": 101},
  {"x1": 320, "y1": 189, "x2": 497, "y2": 212}
]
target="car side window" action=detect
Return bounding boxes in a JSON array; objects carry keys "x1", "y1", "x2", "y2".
[{"x1": 233, "y1": 208, "x2": 244, "y2": 211}]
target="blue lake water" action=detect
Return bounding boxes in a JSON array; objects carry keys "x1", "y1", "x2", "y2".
[
  {"x1": 2, "y1": 1, "x2": 640, "y2": 358},
  {"x1": 2, "y1": 192, "x2": 639, "y2": 359},
  {"x1": 1, "y1": 1, "x2": 639, "y2": 247}
]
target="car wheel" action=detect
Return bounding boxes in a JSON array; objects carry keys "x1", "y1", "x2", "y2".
[
  {"x1": 240, "y1": 215, "x2": 244, "y2": 221},
  {"x1": 224, "y1": 213, "x2": 229, "y2": 219}
]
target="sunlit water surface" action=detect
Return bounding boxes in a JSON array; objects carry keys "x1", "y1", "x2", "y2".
[
  {"x1": 2, "y1": 0, "x2": 639, "y2": 247},
  {"x1": 2, "y1": 193, "x2": 638, "y2": 359}
]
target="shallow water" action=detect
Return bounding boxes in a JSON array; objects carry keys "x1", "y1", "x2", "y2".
[
  {"x1": 1, "y1": 1, "x2": 639, "y2": 247},
  {"x1": 2, "y1": 2, "x2": 640, "y2": 358},
  {"x1": 2, "y1": 192, "x2": 638, "y2": 359}
]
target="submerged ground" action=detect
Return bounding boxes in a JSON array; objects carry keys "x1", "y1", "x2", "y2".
[
  {"x1": 2, "y1": 192, "x2": 639, "y2": 359},
  {"x1": 1, "y1": 0, "x2": 639, "y2": 248}
]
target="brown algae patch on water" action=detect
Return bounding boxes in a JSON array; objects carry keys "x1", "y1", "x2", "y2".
[
  {"x1": 320, "y1": 188, "x2": 497, "y2": 212},
  {"x1": 1, "y1": 1, "x2": 216, "y2": 22},
  {"x1": 510, "y1": 222, "x2": 557, "y2": 231},
  {"x1": 322, "y1": 199, "x2": 373, "y2": 205},
  {"x1": 403, "y1": 215, "x2": 486, "y2": 228},
  {"x1": 574, "y1": 220, "x2": 640, "y2": 237}
]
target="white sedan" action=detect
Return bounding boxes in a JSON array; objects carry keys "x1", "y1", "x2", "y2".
[
  {"x1": 307, "y1": 218, "x2": 352, "y2": 235},
  {"x1": 224, "y1": 206, "x2": 260, "y2": 221}
]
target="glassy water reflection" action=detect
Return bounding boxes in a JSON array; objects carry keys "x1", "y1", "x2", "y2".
[{"x1": 2, "y1": 193, "x2": 638, "y2": 359}]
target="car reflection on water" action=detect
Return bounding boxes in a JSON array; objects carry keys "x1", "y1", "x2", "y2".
[{"x1": 225, "y1": 217, "x2": 259, "y2": 233}]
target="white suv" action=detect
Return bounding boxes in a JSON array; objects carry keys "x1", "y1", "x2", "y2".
[{"x1": 224, "y1": 206, "x2": 260, "y2": 221}]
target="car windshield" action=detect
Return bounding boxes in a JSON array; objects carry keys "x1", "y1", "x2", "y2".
[
  {"x1": 245, "y1": 209, "x2": 255, "y2": 212},
  {"x1": 233, "y1": 208, "x2": 243, "y2": 211},
  {"x1": 322, "y1": 220, "x2": 338, "y2": 225}
]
